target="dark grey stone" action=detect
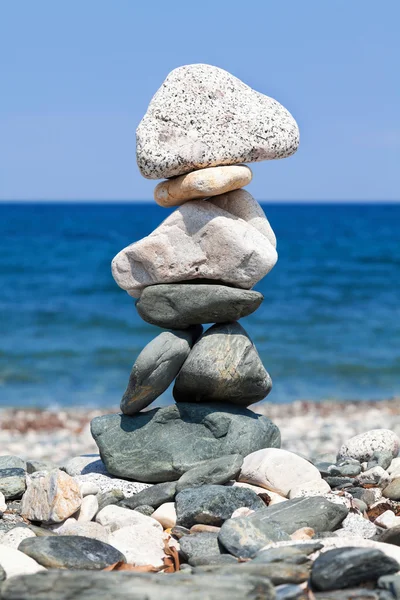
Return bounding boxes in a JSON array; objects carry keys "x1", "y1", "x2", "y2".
[
  {"x1": 329, "y1": 461, "x2": 361, "y2": 477},
  {"x1": 219, "y1": 497, "x2": 348, "y2": 558},
  {"x1": 315, "y1": 462, "x2": 335, "y2": 477},
  {"x1": 179, "y1": 532, "x2": 224, "y2": 562},
  {"x1": 324, "y1": 476, "x2": 355, "y2": 488},
  {"x1": 18, "y1": 535, "x2": 126, "y2": 570},
  {"x1": 121, "y1": 327, "x2": 201, "y2": 415},
  {"x1": 26, "y1": 460, "x2": 57, "y2": 474},
  {"x1": 347, "y1": 487, "x2": 377, "y2": 507},
  {"x1": 134, "y1": 505, "x2": 154, "y2": 516},
  {"x1": 96, "y1": 489, "x2": 125, "y2": 512},
  {"x1": 311, "y1": 547, "x2": 399, "y2": 591},
  {"x1": 192, "y1": 562, "x2": 310, "y2": 585},
  {"x1": 0, "y1": 468, "x2": 26, "y2": 500},
  {"x1": 136, "y1": 283, "x2": 263, "y2": 329},
  {"x1": 171, "y1": 526, "x2": 191, "y2": 539},
  {"x1": 253, "y1": 546, "x2": 311, "y2": 564},
  {"x1": 91, "y1": 403, "x2": 280, "y2": 483},
  {"x1": 173, "y1": 323, "x2": 272, "y2": 406},
  {"x1": 0, "y1": 456, "x2": 26, "y2": 471},
  {"x1": 0, "y1": 570, "x2": 276, "y2": 600},
  {"x1": 176, "y1": 484, "x2": 265, "y2": 528},
  {"x1": 189, "y1": 554, "x2": 238, "y2": 567},
  {"x1": 176, "y1": 455, "x2": 243, "y2": 493},
  {"x1": 119, "y1": 481, "x2": 176, "y2": 510},
  {"x1": 378, "y1": 525, "x2": 400, "y2": 546},
  {"x1": 368, "y1": 451, "x2": 393, "y2": 471}
]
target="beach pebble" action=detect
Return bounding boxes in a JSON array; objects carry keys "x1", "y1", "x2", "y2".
[
  {"x1": 62, "y1": 454, "x2": 109, "y2": 477},
  {"x1": 289, "y1": 478, "x2": 331, "y2": 499},
  {"x1": 136, "y1": 283, "x2": 263, "y2": 330},
  {"x1": 154, "y1": 165, "x2": 252, "y2": 207},
  {"x1": 190, "y1": 524, "x2": 221, "y2": 534},
  {"x1": 18, "y1": 535, "x2": 125, "y2": 570},
  {"x1": 79, "y1": 482, "x2": 99, "y2": 497},
  {"x1": 136, "y1": 63, "x2": 299, "y2": 179},
  {"x1": 26, "y1": 460, "x2": 57, "y2": 474},
  {"x1": 111, "y1": 201, "x2": 277, "y2": 297},
  {"x1": 0, "y1": 527, "x2": 36, "y2": 549},
  {"x1": 378, "y1": 525, "x2": 400, "y2": 546},
  {"x1": 48, "y1": 518, "x2": 109, "y2": 543},
  {"x1": 210, "y1": 189, "x2": 277, "y2": 247},
  {"x1": 357, "y1": 466, "x2": 391, "y2": 488},
  {"x1": 96, "y1": 504, "x2": 162, "y2": 533},
  {"x1": 151, "y1": 502, "x2": 176, "y2": 529},
  {"x1": 0, "y1": 491, "x2": 6, "y2": 512},
  {"x1": 179, "y1": 532, "x2": 223, "y2": 563},
  {"x1": 174, "y1": 323, "x2": 272, "y2": 406},
  {"x1": 96, "y1": 489, "x2": 125, "y2": 512},
  {"x1": 290, "y1": 527, "x2": 315, "y2": 541},
  {"x1": 388, "y1": 457, "x2": 400, "y2": 477},
  {"x1": 338, "y1": 430, "x2": 400, "y2": 463},
  {"x1": 21, "y1": 470, "x2": 81, "y2": 524},
  {"x1": 338, "y1": 512, "x2": 378, "y2": 539},
  {"x1": 134, "y1": 505, "x2": 154, "y2": 516},
  {"x1": 0, "y1": 545, "x2": 46, "y2": 577},
  {"x1": 374, "y1": 510, "x2": 400, "y2": 529},
  {"x1": 347, "y1": 487, "x2": 379, "y2": 508},
  {"x1": 76, "y1": 494, "x2": 98, "y2": 522},
  {"x1": 0, "y1": 468, "x2": 26, "y2": 500},
  {"x1": 120, "y1": 328, "x2": 200, "y2": 416},
  {"x1": 311, "y1": 547, "x2": 399, "y2": 591},
  {"x1": 367, "y1": 451, "x2": 393, "y2": 471},
  {"x1": 189, "y1": 554, "x2": 238, "y2": 567},
  {"x1": 176, "y1": 455, "x2": 243, "y2": 493},
  {"x1": 383, "y1": 478, "x2": 400, "y2": 500},
  {"x1": 239, "y1": 448, "x2": 322, "y2": 497},
  {"x1": 0, "y1": 456, "x2": 27, "y2": 471},
  {"x1": 91, "y1": 403, "x2": 280, "y2": 483},
  {"x1": 175, "y1": 484, "x2": 264, "y2": 529},
  {"x1": 108, "y1": 524, "x2": 165, "y2": 567},
  {"x1": 231, "y1": 507, "x2": 255, "y2": 519},
  {"x1": 119, "y1": 481, "x2": 176, "y2": 510}
]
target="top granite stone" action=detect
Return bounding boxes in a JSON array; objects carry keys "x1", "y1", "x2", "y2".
[{"x1": 136, "y1": 64, "x2": 299, "y2": 179}]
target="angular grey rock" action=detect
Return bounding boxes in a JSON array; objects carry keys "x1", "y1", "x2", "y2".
[
  {"x1": 136, "y1": 283, "x2": 263, "y2": 330},
  {"x1": 112, "y1": 201, "x2": 278, "y2": 298},
  {"x1": 176, "y1": 484, "x2": 265, "y2": 529},
  {"x1": 0, "y1": 570, "x2": 276, "y2": 600},
  {"x1": 137, "y1": 63, "x2": 299, "y2": 179},
  {"x1": 0, "y1": 468, "x2": 26, "y2": 500},
  {"x1": 119, "y1": 481, "x2": 177, "y2": 510},
  {"x1": 0, "y1": 456, "x2": 27, "y2": 471},
  {"x1": 91, "y1": 403, "x2": 280, "y2": 483},
  {"x1": 174, "y1": 322, "x2": 272, "y2": 406},
  {"x1": 219, "y1": 497, "x2": 348, "y2": 558},
  {"x1": 310, "y1": 547, "x2": 399, "y2": 591},
  {"x1": 179, "y1": 532, "x2": 224, "y2": 562},
  {"x1": 121, "y1": 326, "x2": 201, "y2": 415},
  {"x1": 18, "y1": 535, "x2": 125, "y2": 570},
  {"x1": 176, "y1": 455, "x2": 243, "y2": 493}
]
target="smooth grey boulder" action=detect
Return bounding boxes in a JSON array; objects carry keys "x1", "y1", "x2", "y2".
[
  {"x1": 176, "y1": 455, "x2": 243, "y2": 493},
  {"x1": 136, "y1": 63, "x2": 299, "y2": 179},
  {"x1": 219, "y1": 497, "x2": 348, "y2": 558},
  {"x1": 175, "y1": 484, "x2": 265, "y2": 528},
  {"x1": 0, "y1": 456, "x2": 27, "y2": 471},
  {"x1": 136, "y1": 284, "x2": 263, "y2": 330},
  {"x1": 119, "y1": 481, "x2": 177, "y2": 510},
  {"x1": 0, "y1": 468, "x2": 26, "y2": 500},
  {"x1": 310, "y1": 547, "x2": 399, "y2": 591},
  {"x1": 0, "y1": 570, "x2": 276, "y2": 600},
  {"x1": 179, "y1": 532, "x2": 225, "y2": 562},
  {"x1": 173, "y1": 323, "x2": 272, "y2": 406},
  {"x1": 18, "y1": 535, "x2": 125, "y2": 570},
  {"x1": 91, "y1": 403, "x2": 280, "y2": 483},
  {"x1": 121, "y1": 326, "x2": 201, "y2": 415}
]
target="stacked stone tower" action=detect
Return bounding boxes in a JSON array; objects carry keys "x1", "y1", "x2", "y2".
[{"x1": 91, "y1": 64, "x2": 299, "y2": 483}]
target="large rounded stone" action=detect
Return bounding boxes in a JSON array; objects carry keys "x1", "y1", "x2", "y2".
[
  {"x1": 136, "y1": 283, "x2": 263, "y2": 330},
  {"x1": 173, "y1": 323, "x2": 271, "y2": 406},
  {"x1": 137, "y1": 63, "x2": 299, "y2": 180},
  {"x1": 91, "y1": 403, "x2": 280, "y2": 483},
  {"x1": 120, "y1": 327, "x2": 201, "y2": 415},
  {"x1": 112, "y1": 201, "x2": 277, "y2": 297},
  {"x1": 154, "y1": 165, "x2": 252, "y2": 207},
  {"x1": 337, "y1": 430, "x2": 400, "y2": 463}
]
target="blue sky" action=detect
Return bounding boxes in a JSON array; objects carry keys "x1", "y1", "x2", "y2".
[{"x1": 0, "y1": 1, "x2": 399, "y2": 201}]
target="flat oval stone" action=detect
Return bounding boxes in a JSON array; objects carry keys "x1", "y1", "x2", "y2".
[
  {"x1": 173, "y1": 322, "x2": 272, "y2": 406},
  {"x1": 136, "y1": 283, "x2": 263, "y2": 329},
  {"x1": 18, "y1": 535, "x2": 125, "y2": 569},
  {"x1": 176, "y1": 455, "x2": 243, "y2": 493},
  {"x1": 120, "y1": 327, "x2": 201, "y2": 415},
  {"x1": 137, "y1": 63, "x2": 299, "y2": 179},
  {"x1": 91, "y1": 403, "x2": 280, "y2": 483},
  {"x1": 154, "y1": 165, "x2": 252, "y2": 207},
  {"x1": 337, "y1": 430, "x2": 400, "y2": 463}
]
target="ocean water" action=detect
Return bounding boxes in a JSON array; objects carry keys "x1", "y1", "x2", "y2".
[{"x1": 0, "y1": 202, "x2": 399, "y2": 409}]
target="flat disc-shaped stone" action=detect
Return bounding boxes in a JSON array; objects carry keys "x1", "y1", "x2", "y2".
[
  {"x1": 173, "y1": 322, "x2": 272, "y2": 406},
  {"x1": 136, "y1": 284, "x2": 263, "y2": 329},
  {"x1": 137, "y1": 63, "x2": 299, "y2": 179}
]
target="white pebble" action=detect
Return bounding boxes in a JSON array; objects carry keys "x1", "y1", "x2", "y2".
[
  {"x1": 79, "y1": 482, "x2": 99, "y2": 497},
  {"x1": 77, "y1": 494, "x2": 98, "y2": 522},
  {"x1": 151, "y1": 502, "x2": 176, "y2": 529},
  {"x1": 0, "y1": 527, "x2": 36, "y2": 549}
]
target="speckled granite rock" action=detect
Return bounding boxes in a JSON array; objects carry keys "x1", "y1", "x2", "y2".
[
  {"x1": 120, "y1": 327, "x2": 201, "y2": 415},
  {"x1": 154, "y1": 165, "x2": 252, "y2": 207},
  {"x1": 112, "y1": 201, "x2": 277, "y2": 297},
  {"x1": 136, "y1": 283, "x2": 263, "y2": 329},
  {"x1": 21, "y1": 470, "x2": 82, "y2": 524},
  {"x1": 136, "y1": 63, "x2": 299, "y2": 179},
  {"x1": 173, "y1": 322, "x2": 272, "y2": 406},
  {"x1": 337, "y1": 430, "x2": 400, "y2": 462},
  {"x1": 91, "y1": 403, "x2": 280, "y2": 483}
]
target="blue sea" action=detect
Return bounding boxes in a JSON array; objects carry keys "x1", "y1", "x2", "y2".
[{"x1": 0, "y1": 202, "x2": 399, "y2": 408}]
